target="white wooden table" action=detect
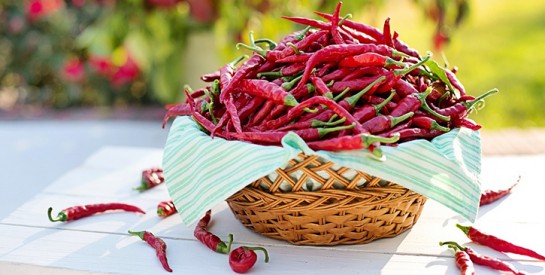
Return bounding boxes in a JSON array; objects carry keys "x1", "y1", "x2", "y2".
[{"x1": 1, "y1": 146, "x2": 545, "y2": 275}]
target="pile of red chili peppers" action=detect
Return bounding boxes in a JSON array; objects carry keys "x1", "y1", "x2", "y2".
[{"x1": 164, "y1": 2, "x2": 497, "y2": 158}]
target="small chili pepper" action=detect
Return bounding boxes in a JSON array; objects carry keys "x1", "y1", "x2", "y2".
[
  {"x1": 239, "y1": 79, "x2": 298, "y2": 107},
  {"x1": 353, "y1": 91, "x2": 396, "y2": 123},
  {"x1": 412, "y1": 116, "x2": 450, "y2": 132},
  {"x1": 185, "y1": 90, "x2": 220, "y2": 136},
  {"x1": 134, "y1": 168, "x2": 164, "y2": 192},
  {"x1": 382, "y1": 17, "x2": 394, "y2": 47},
  {"x1": 129, "y1": 230, "x2": 173, "y2": 272},
  {"x1": 440, "y1": 241, "x2": 525, "y2": 275},
  {"x1": 329, "y1": 1, "x2": 344, "y2": 44},
  {"x1": 194, "y1": 210, "x2": 233, "y2": 254},
  {"x1": 454, "y1": 117, "x2": 482, "y2": 131},
  {"x1": 361, "y1": 112, "x2": 414, "y2": 134},
  {"x1": 47, "y1": 203, "x2": 145, "y2": 222},
  {"x1": 310, "y1": 76, "x2": 333, "y2": 99},
  {"x1": 456, "y1": 224, "x2": 545, "y2": 261},
  {"x1": 200, "y1": 71, "x2": 220, "y2": 82},
  {"x1": 275, "y1": 53, "x2": 313, "y2": 64},
  {"x1": 390, "y1": 87, "x2": 451, "y2": 122},
  {"x1": 162, "y1": 103, "x2": 191, "y2": 128},
  {"x1": 229, "y1": 246, "x2": 270, "y2": 274},
  {"x1": 257, "y1": 62, "x2": 306, "y2": 78},
  {"x1": 157, "y1": 200, "x2": 177, "y2": 218},
  {"x1": 322, "y1": 67, "x2": 354, "y2": 82},
  {"x1": 480, "y1": 176, "x2": 520, "y2": 206},
  {"x1": 442, "y1": 242, "x2": 475, "y2": 275}
]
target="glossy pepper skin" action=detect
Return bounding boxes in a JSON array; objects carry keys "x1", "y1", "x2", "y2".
[
  {"x1": 194, "y1": 210, "x2": 233, "y2": 253},
  {"x1": 129, "y1": 230, "x2": 173, "y2": 272},
  {"x1": 157, "y1": 200, "x2": 177, "y2": 218},
  {"x1": 135, "y1": 168, "x2": 164, "y2": 192},
  {"x1": 47, "y1": 203, "x2": 145, "y2": 222},
  {"x1": 229, "y1": 246, "x2": 269, "y2": 274}
]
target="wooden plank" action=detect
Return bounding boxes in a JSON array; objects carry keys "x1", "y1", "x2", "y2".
[{"x1": 4, "y1": 224, "x2": 539, "y2": 275}]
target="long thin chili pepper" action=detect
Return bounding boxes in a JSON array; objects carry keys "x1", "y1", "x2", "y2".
[
  {"x1": 412, "y1": 116, "x2": 450, "y2": 132},
  {"x1": 434, "y1": 88, "x2": 499, "y2": 119},
  {"x1": 157, "y1": 200, "x2": 177, "y2": 218},
  {"x1": 200, "y1": 71, "x2": 220, "y2": 82},
  {"x1": 134, "y1": 168, "x2": 164, "y2": 192},
  {"x1": 329, "y1": 1, "x2": 344, "y2": 44},
  {"x1": 194, "y1": 210, "x2": 233, "y2": 254},
  {"x1": 362, "y1": 112, "x2": 414, "y2": 134},
  {"x1": 353, "y1": 91, "x2": 396, "y2": 122},
  {"x1": 390, "y1": 87, "x2": 451, "y2": 121},
  {"x1": 220, "y1": 52, "x2": 265, "y2": 104},
  {"x1": 162, "y1": 103, "x2": 191, "y2": 128},
  {"x1": 128, "y1": 230, "x2": 173, "y2": 272},
  {"x1": 382, "y1": 17, "x2": 393, "y2": 46},
  {"x1": 257, "y1": 62, "x2": 306, "y2": 77},
  {"x1": 48, "y1": 203, "x2": 145, "y2": 222},
  {"x1": 310, "y1": 76, "x2": 334, "y2": 98},
  {"x1": 239, "y1": 79, "x2": 298, "y2": 106},
  {"x1": 231, "y1": 123, "x2": 354, "y2": 144},
  {"x1": 456, "y1": 224, "x2": 545, "y2": 261},
  {"x1": 229, "y1": 246, "x2": 270, "y2": 274},
  {"x1": 306, "y1": 133, "x2": 400, "y2": 158},
  {"x1": 440, "y1": 241, "x2": 526, "y2": 275},
  {"x1": 480, "y1": 176, "x2": 520, "y2": 206},
  {"x1": 339, "y1": 52, "x2": 406, "y2": 68}
]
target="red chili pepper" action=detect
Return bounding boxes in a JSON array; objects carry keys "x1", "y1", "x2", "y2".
[
  {"x1": 329, "y1": 1, "x2": 344, "y2": 44},
  {"x1": 456, "y1": 224, "x2": 545, "y2": 261},
  {"x1": 47, "y1": 203, "x2": 145, "y2": 222},
  {"x1": 134, "y1": 168, "x2": 164, "y2": 192},
  {"x1": 390, "y1": 87, "x2": 451, "y2": 122},
  {"x1": 220, "y1": 53, "x2": 265, "y2": 104},
  {"x1": 440, "y1": 241, "x2": 525, "y2": 275},
  {"x1": 230, "y1": 123, "x2": 354, "y2": 144},
  {"x1": 194, "y1": 210, "x2": 233, "y2": 254},
  {"x1": 394, "y1": 127, "x2": 444, "y2": 141},
  {"x1": 341, "y1": 67, "x2": 388, "y2": 81},
  {"x1": 442, "y1": 243, "x2": 475, "y2": 275},
  {"x1": 229, "y1": 246, "x2": 269, "y2": 274},
  {"x1": 306, "y1": 133, "x2": 399, "y2": 158},
  {"x1": 185, "y1": 90, "x2": 220, "y2": 136},
  {"x1": 338, "y1": 52, "x2": 406, "y2": 68},
  {"x1": 322, "y1": 67, "x2": 354, "y2": 82},
  {"x1": 157, "y1": 200, "x2": 177, "y2": 218},
  {"x1": 480, "y1": 176, "x2": 520, "y2": 206},
  {"x1": 382, "y1": 17, "x2": 394, "y2": 47},
  {"x1": 129, "y1": 230, "x2": 173, "y2": 272},
  {"x1": 310, "y1": 76, "x2": 333, "y2": 98},
  {"x1": 362, "y1": 112, "x2": 414, "y2": 134},
  {"x1": 257, "y1": 62, "x2": 306, "y2": 78},
  {"x1": 412, "y1": 116, "x2": 450, "y2": 132},
  {"x1": 294, "y1": 43, "x2": 402, "y2": 93},
  {"x1": 200, "y1": 71, "x2": 220, "y2": 82},
  {"x1": 433, "y1": 88, "x2": 498, "y2": 119},
  {"x1": 162, "y1": 103, "x2": 191, "y2": 128},
  {"x1": 275, "y1": 53, "x2": 313, "y2": 64},
  {"x1": 353, "y1": 91, "x2": 396, "y2": 122},
  {"x1": 239, "y1": 79, "x2": 298, "y2": 107}
]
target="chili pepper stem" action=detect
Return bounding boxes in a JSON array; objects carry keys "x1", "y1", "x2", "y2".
[
  {"x1": 394, "y1": 53, "x2": 431, "y2": 76},
  {"x1": 128, "y1": 230, "x2": 146, "y2": 239},
  {"x1": 464, "y1": 88, "x2": 499, "y2": 111},
  {"x1": 456, "y1": 224, "x2": 471, "y2": 235},
  {"x1": 439, "y1": 241, "x2": 466, "y2": 251},
  {"x1": 418, "y1": 87, "x2": 451, "y2": 121},
  {"x1": 216, "y1": 233, "x2": 234, "y2": 254},
  {"x1": 391, "y1": 112, "x2": 414, "y2": 127},
  {"x1": 242, "y1": 246, "x2": 270, "y2": 263},
  {"x1": 345, "y1": 76, "x2": 387, "y2": 107},
  {"x1": 311, "y1": 117, "x2": 347, "y2": 127},
  {"x1": 284, "y1": 94, "x2": 299, "y2": 107},
  {"x1": 236, "y1": 43, "x2": 267, "y2": 57},
  {"x1": 47, "y1": 207, "x2": 67, "y2": 222},
  {"x1": 254, "y1": 38, "x2": 277, "y2": 50},
  {"x1": 318, "y1": 123, "x2": 356, "y2": 137},
  {"x1": 295, "y1": 26, "x2": 312, "y2": 40}
]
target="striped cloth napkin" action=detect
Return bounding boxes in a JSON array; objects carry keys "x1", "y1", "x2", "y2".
[{"x1": 163, "y1": 116, "x2": 481, "y2": 226}]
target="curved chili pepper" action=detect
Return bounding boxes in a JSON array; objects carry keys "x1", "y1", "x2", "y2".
[
  {"x1": 194, "y1": 210, "x2": 233, "y2": 254},
  {"x1": 129, "y1": 230, "x2": 173, "y2": 272},
  {"x1": 157, "y1": 200, "x2": 177, "y2": 218},
  {"x1": 329, "y1": 1, "x2": 344, "y2": 44},
  {"x1": 306, "y1": 133, "x2": 399, "y2": 158},
  {"x1": 456, "y1": 224, "x2": 545, "y2": 261},
  {"x1": 230, "y1": 123, "x2": 354, "y2": 144},
  {"x1": 390, "y1": 87, "x2": 450, "y2": 122},
  {"x1": 134, "y1": 168, "x2": 164, "y2": 192},
  {"x1": 480, "y1": 176, "x2": 520, "y2": 206},
  {"x1": 163, "y1": 103, "x2": 191, "y2": 128},
  {"x1": 382, "y1": 17, "x2": 394, "y2": 47},
  {"x1": 440, "y1": 241, "x2": 525, "y2": 275},
  {"x1": 47, "y1": 203, "x2": 145, "y2": 222},
  {"x1": 412, "y1": 116, "x2": 450, "y2": 132},
  {"x1": 200, "y1": 71, "x2": 220, "y2": 82},
  {"x1": 339, "y1": 52, "x2": 406, "y2": 69},
  {"x1": 220, "y1": 52, "x2": 265, "y2": 104},
  {"x1": 239, "y1": 79, "x2": 298, "y2": 107},
  {"x1": 361, "y1": 112, "x2": 414, "y2": 134},
  {"x1": 229, "y1": 246, "x2": 270, "y2": 274},
  {"x1": 433, "y1": 88, "x2": 498, "y2": 119}
]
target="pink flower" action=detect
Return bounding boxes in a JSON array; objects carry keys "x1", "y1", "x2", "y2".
[
  {"x1": 62, "y1": 58, "x2": 85, "y2": 82},
  {"x1": 26, "y1": 0, "x2": 63, "y2": 21},
  {"x1": 111, "y1": 55, "x2": 140, "y2": 87},
  {"x1": 89, "y1": 55, "x2": 114, "y2": 77}
]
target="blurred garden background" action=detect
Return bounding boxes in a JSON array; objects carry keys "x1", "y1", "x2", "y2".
[{"x1": 0, "y1": 0, "x2": 544, "y2": 129}]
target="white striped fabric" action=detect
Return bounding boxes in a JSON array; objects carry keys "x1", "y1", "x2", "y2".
[{"x1": 163, "y1": 116, "x2": 481, "y2": 226}]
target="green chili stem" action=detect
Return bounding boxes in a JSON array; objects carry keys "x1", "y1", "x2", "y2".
[
  {"x1": 318, "y1": 123, "x2": 356, "y2": 138},
  {"x1": 344, "y1": 76, "x2": 386, "y2": 107},
  {"x1": 254, "y1": 38, "x2": 277, "y2": 50},
  {"x1": 311, "y1": 117, "x2": 346, "y2": 128},
  {"x1": 394, "y1": 53, "x2": 431, "y2": 77},
  {"x1": 47, "y1": 207, "x2": 67, "y2": 222},
  {"x1": 128, "y1": 230, "x2": 146, "y2": 240},
  {"x1": 242, "y1": 246, "x2": 270, "y2": 263}
]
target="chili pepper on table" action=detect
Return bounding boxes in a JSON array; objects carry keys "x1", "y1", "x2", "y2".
[
  {"x1": 442, "y1": 242, "x2": 475, "y2": 275},
  {"x1": 157, "y1": 200, "x2": 177, "y2": 218},
  {"x1": 47, "y1": 203, "x2": 145, "y2": 222},
  {"x1": 480, "y1": 176, "x2": 520, "y2": 206},
  {"x1": 229, "y1": 246, "x2": 270, "y2": 274},
  {"x1": 440, "y1": 241, "x2": 526, "y2": 275},
  {"x1": 194, "y1": 210, "x2": 233, "y2": 254},
  {"x1": 128, "y1": 230, "x2": 173, "y2": 272},
  {"x1": 134, "y1": 168, "x2": 164, "y2": 192},
  {"x1": 456, "y1": 224, "x2": 545, "y2": 261}
]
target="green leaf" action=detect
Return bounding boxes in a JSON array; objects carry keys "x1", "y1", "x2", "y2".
[{"x1": 424, "y1": 58, "x2": 459, "y2": 97}]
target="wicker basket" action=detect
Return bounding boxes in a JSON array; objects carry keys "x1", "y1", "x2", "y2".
[{"x1": 226, "y1": 153, "x2": 427, "y2": 246}]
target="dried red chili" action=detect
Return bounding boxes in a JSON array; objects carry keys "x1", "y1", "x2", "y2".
[
  {"x1": 229, "y1": 246, "x2": 270, "y2": 274},
  {"x1": 480, "y1": 176, "x2": 520, "y2": 206},
  {"x1": 457, "y1": 224, "x2": 545, "y2": 261},
  {"x1": 194, "y1": 210, "x2": 233, "y2": 254},
  {"x1": 442, "y1": 242, "x2": 475, "y2": 275},
  {"x1": 129, "y1": 230, "x2": 173, "y2": 272},
  {"x1": 135, "y1": 168, "x2": 164, "y2": 192},
  {"x1": 157, "y1": 200, "x2": 177, "y2": 218},
  {"x1": 47, "y1": 203, "x2": 145, "y2": 222}
]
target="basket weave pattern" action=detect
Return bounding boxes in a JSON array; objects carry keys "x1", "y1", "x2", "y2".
[{"x1": 226, "y1": 154, "x2": 427, "y2": 246}]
